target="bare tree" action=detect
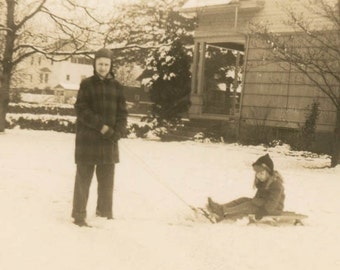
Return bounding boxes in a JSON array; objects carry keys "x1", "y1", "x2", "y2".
[
  {"x1": 0, "y1": 0, "x2": 194, "y2": 132},
  {"x1": 250, "y1": 0, "x2": 340, "y2": 166},
  {"x1": 0, "y1": 0, "x2": 110, "y2": 132}
]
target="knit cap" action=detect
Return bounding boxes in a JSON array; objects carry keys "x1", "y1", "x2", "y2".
[
  {"x1": 252, "y1": 153, "x2": 274, "y2": 174},
  {"x1": 94, "y1": 48, "x2": 113, "y2": 61},
  {"x1": 93, "y1": 48, "x2": 115, "y2": 77}
]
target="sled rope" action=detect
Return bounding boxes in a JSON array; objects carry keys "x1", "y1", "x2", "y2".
[{"x1": 120, "y1": 140, "x2": 199, "y2": 214}]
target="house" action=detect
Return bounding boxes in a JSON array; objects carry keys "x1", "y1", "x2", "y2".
[
  {"x1": 180, "y1": 0, "x2": 338, "y2": 151},
  {"x1": 14, "y1": 52, "x2": 93, "y2": 103},
  {"x1": 15, "y1": 49, "x2": 150, "y2": 107}
]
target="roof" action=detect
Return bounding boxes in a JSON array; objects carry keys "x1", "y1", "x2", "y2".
[
  {"x1": 53, "y1": 83, "x2": 79, "y2": 91},
  {"x1": 180, "y1": 0, "x2": 265, "y2": 13},
  {"x1": 180, "y1": 0, "x2": 234, "y2": 12},
  {"x1": 40, "y1": 67, "x2": 52, "y2": 72}
]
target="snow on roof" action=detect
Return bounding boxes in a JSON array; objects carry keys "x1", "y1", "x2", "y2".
[
  {"x1": 53, "y1": 83, "x2": 79, "y2": 91},
  {"x1": 181, "y1": 0, "x2": 233, "y2": 11}
]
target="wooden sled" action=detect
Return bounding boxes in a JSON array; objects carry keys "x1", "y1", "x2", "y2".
[
  {"x1": 194, "y1": 207, "x2": 222, "y2": 224},
  {"x1": 248, "y1": 211, "x2": 308, "y2": 226}
]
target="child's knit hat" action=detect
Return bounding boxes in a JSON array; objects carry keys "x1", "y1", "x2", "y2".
[{"x1": 252, "y1": 153, "x2": 274, "y2": 174}]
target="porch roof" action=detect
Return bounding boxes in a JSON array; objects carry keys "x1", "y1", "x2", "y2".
[
  {"x1": 180, "y1": 0, "x2": 233, "y2": 12},
  {"x1": 180, "y1": 0, "x2": 265, "y2": 13}
]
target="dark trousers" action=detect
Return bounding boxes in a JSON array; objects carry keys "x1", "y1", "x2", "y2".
[
  {"x1": 221, "y1": 197, "x2": 259, "y2": 219},
  {"x1": 72, "y1": 164, "x2": 115, "y2": 221}
]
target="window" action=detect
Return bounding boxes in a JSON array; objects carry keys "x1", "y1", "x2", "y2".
[
  {"x1": 40, "y1": 73, "x2": 49, "y2": 83},
  {"x1": 31, "y1": 57, "x2": 34, "y2": 65},
  {"x1": 66, "y1": 75, "x2": 70, "y2": 81},
  {"x1": 38, "y1": 57, "x2": 41, "y2": 65}
]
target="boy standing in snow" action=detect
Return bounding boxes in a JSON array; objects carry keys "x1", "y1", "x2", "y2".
[
  {"x1": 207, "y1": 154, "x2": 285, "y2": 221},
  {"x1": 71, "y1": 48, "x2": 128, "y2": 227}
]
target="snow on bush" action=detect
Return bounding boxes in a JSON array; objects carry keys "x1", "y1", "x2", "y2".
[
  {"x1": 9, "y1": 102, "x2": 75, "y2": 116},
  {"x1": 6, "y1": 102, "x2": 159, "y2": 139},
  {"x1": 20, "y1": 93, "x2": 57, "y2": 104},
  {"x1": 7, "y1": 113, "x2": 76, "y2": 133}
]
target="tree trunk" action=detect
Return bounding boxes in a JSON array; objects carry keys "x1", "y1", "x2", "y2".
[
  {"x1": 331, "y1": 106, "x2": 340, "y2": 167},
  {"x1": 0, "y1": 92, "x2": 9, "y2": 132},
  {"x1": 0, "y1": 0, "x2": 16, "y2": 132},
  {"x1": 0, "y1": 75, "x2": 10, "y2": 132}
]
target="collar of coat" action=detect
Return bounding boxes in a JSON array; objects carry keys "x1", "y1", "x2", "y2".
[
  {"x1": 93, "y1": 72, "x2": 115, "y2": 82},
  {"x1": 254, "y1": 171, "x2": 283, "y2": 190}
]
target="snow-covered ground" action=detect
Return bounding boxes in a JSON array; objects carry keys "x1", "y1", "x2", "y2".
[{"x1": 0, "y1": 129, "x2": 339, "y2": 270}]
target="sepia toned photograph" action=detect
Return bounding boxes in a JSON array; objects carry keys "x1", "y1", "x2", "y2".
[{"x1": 1, "y1": 0, "x2": 339, "y2": 269}]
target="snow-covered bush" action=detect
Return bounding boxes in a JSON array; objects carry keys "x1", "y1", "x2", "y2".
[
  {"x1": 128, "y1": 123, "x2": 153, "y2": 138},
  {"x1": 6, "y1": 114, "x2": 76, "y2": 133},
  {"x1": 6, "y1": 111, "x2": 154, "y2": 138},
  {"x1": 127, "y1": 118, "x2": 170, "y2": 140},
  {"x1": 8, "y1": 103, "x2": 75, "y2": 116},
  {"x1": 7, "y1": 103, "x2": 76, "y2": 133},
  {"x1": 5, "y1": 103, "x2": 173, "y2": 140}
]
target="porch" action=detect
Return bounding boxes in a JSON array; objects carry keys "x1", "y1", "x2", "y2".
[{"x1": 180, "y1": 0, "x2": 264, "y2": 121}]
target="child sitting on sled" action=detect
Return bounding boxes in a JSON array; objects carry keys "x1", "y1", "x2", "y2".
[{"x1": 207, "y1": 153, "x2": 285, "y2": 221}]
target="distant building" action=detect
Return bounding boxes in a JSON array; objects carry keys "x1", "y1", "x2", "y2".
[
  {"x1": 15, "y1": 54, "x2": 93, "y2": 100},
  {"x1": 14, "y1": 48, "x2": 151, "y2": 111}
]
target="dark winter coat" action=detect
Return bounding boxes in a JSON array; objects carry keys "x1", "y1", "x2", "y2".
[
  {"x1": 251, "y1": 171, "x2": 285, "y2": 217},
  {"x1": 74, "y1": 73, "x2": 128, "y2": 164}
]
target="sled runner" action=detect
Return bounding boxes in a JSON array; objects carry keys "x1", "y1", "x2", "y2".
[
  {"x1": 193, "y1": 207, "x2": 223, "y2": 224},
  {"x1": 248, "y1": 211, "x2": 308, "y2": 226}
]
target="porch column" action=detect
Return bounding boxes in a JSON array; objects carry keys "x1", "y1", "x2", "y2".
[
  {"x1": 231, "y1": 51, "x2": 241, "y2": 115},
  {"x1": 189, "y1": 42, "x2": 206, "y2": 116},
  {"x1": 191, "y1": 41, "x2": 199, "y2": 94},
  {"x1": 197, "y1": 42, "x2": 206, "y2": 95}
]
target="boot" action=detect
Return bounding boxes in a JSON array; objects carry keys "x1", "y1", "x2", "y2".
[
  {"x1": 96, "y1": 210, "x2": 113, "y2": 220},
  {"x1": 207, "y1": 197, "x2": 225, "y2": 219},
  {"x1": 74, "y1": 219, "x2": 91, "y2": 227}
]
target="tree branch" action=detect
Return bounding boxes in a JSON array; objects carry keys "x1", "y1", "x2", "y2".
[
  {"x1": 12, "y1": 44, "x2": 94, "y2": 66},
  {"x1": 0, "y1": 24, "x2": 13, "y2": 32},
  {"x1": 16, "y1": 0, "x2": 47, "y2": 31}
]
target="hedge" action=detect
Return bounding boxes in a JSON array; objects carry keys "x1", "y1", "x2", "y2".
[
  {"x1": 7, "y1": 114, "x2": 76, "y2": 133},
  {"x1": 6, "y1": 103, "x2": 157, "y2": 138},
  {"x1": 8, "y1": 103, "x2": 75, "y2": 116}
]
